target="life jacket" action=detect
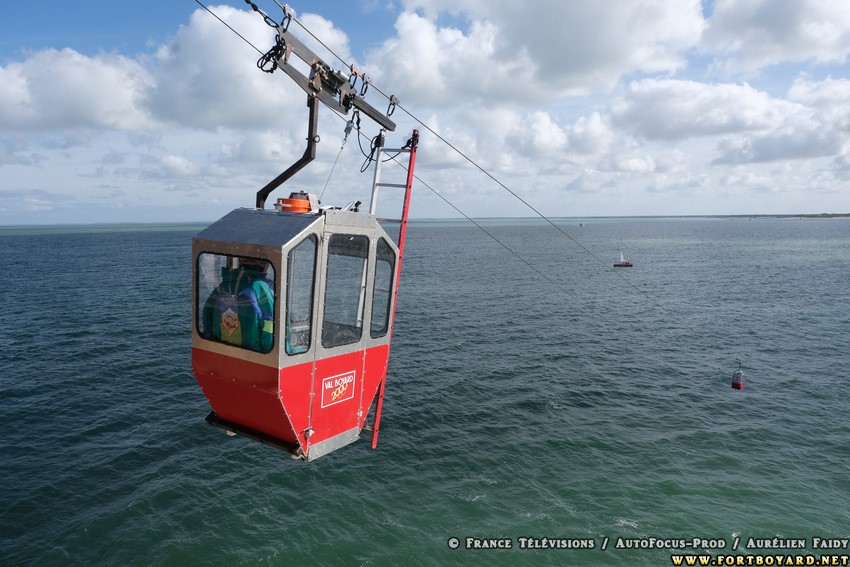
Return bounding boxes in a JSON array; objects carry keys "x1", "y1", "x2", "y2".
[{"x1": 203, "y1": 267, "x2": 274, "y2": 352}]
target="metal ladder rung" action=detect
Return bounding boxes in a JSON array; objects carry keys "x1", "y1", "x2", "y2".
[{"x1": 369, "y1": 145, "x2": 414, "y2": 217}]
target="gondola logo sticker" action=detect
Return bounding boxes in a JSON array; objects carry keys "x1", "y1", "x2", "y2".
[{"x1": 321, "y1": 371, "x2": 356, "y2": 408}]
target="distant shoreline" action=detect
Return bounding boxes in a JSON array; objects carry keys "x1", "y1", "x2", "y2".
[
  {"x1": 1, "y1": 213, "x2": 848, "y2": 231},
  {"x1": 552, "y1": 213, "x2": 850, "y2": 220},
  {"x1": 731, "y1": 213, "x2": 850, "y2": 219},
  {"x1": 667, "y1": 213, "x2": 850, "y2": 219}
]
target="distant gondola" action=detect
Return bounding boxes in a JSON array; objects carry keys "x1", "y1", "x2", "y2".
[{"x1": 731, "y1": 364, "x2": 746, "y2": 390}]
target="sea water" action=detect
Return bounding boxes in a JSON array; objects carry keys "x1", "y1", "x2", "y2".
[{"x1": 1, "y1": 217, "x2": 848, "y2": 566}]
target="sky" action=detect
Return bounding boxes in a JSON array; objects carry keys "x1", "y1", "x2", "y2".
[{"x1": 1, "y1": 0, "x2": 849, "y2": 224}]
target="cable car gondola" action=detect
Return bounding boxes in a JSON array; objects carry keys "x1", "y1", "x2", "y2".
[{"x1": 191, "y1": 3, "x2": 418, "y2": 460}]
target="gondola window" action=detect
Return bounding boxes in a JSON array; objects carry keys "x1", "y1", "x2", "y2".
[
  {"x1": 285, "y1": 235, "x2": 317, "y2": 355},
  {"x1": 197, "y1": 253, "x2": 275, "y2": 353},
  {"x1": 371, "y1": 238, "x2": 395, "y2": 338},
  {"x1": 322, "y1": 234, "x2": 369, "y2": 348}
]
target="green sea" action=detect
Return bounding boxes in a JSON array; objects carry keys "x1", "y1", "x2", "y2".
[{"x1": 2, "y1": 216, "x2": 848, "y2": 566}]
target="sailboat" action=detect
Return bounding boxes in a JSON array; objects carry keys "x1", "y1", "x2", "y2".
[{"x1": 614, "y1": 247, "x2": 633, "y2": 268}]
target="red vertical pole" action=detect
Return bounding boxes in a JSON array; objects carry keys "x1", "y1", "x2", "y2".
[
  {"x1": 394, "y1": 145, "x2": 416, "y2": 264},
  {"x1": 371, "y1": 140, "x2": 417, "y2": 449}
]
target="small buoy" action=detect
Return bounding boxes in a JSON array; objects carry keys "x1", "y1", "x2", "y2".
[{"x1": 731, "y1": 364, "x2": 746, "y2": 390}]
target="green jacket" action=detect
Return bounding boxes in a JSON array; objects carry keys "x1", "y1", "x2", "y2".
[{"x1": 202, "y1": 267, "x2": 274, "y2": 353}]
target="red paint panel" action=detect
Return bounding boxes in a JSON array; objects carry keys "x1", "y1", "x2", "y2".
[
  {"x1": 307, "y1": 350, "x2": 363, "y2": 445},
  {"x1": 303, "y1": 345, "x2": 390, "y2": 447},
  {"x1": 192, "y1": 348, "x2": 278, "y2": 393},
  {"x1": 193, "y1": 343, "x2": 392, "y2": 454},
  {"x1": 277, "y1": 359, "x2": 314, "y2": 449},
  {"x1": 192, "y1": 347, "x2": 295, "y2": 443}
]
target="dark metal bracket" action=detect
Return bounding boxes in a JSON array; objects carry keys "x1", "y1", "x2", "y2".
[{"x1": 255, "y1": 95, "x2": 319, "y2": 209}]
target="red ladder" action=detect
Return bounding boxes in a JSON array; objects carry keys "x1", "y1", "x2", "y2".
[{"x1": 368, "y1": 133, "x2": 418, "y2": 448}]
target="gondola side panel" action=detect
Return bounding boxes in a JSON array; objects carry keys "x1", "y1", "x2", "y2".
[{"x1": 192, "y1": 348, "x2": 296, "y2": 443}]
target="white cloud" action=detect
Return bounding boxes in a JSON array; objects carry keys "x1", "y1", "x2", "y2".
[
  {"x1": 146, "y1": 6, "x2": 297, "y2": 130},
  {"x1": 0, "y1": 48, "x2": 153, "y2": 131},
  {"x1": 161, "y1": 155, "x2": 200, "y2": 177},
  {"x1": 477, "y1": 0, "x2": 704, "y2": 88},
  {"x1": 611, "y1": 155, "x2": 656, "y2": 174},
  {"x1": 788, "y1": 74, "x2": 850, "y2": 131},
  {"x1": 832, "y1": 153, "x2": 850, "y2": 180},
  {"x1": 297, "y1": 13, "x2": 356, "y2": 68},
  {"x1": 1, "y1": 1, "x2": 850, "y2": 224},
  {"x1": 702, "y1": 0, "x2": 850, "y2": 70},
  {"x1": 564, "y1": 168, "x2": 617, "y2": 195},
  {"x1": 789, "y1": 75, "x2": 850, "y2": 106},
  {"x1": 713, "y1": 125, "x2": 843, "y2": 164},
  {"x1": 611, "y1": 79, "x2": 805, "y2": 141},
  {"x1": 0, "y1": 136, "x2": 46, "y2": 166},
  {"x1": 372, "y1": 0, "x2": 705, "y2": 106},
  {"x1": 567, "y1": 112, "x2": 618, "y2": 155},
  {"x1": 609, "y1": 78, "x2": 846, "y2": 166},
  {"x1": 368, "y1": 13, "x2": 524, "y2": 105}
]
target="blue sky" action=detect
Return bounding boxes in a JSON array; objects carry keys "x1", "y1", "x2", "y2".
[{"x1": 1, "y1": 0, "x2": 849, "y2": 224}]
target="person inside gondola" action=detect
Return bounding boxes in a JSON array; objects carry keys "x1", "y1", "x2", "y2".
[{"x1": 202, "y1": 258, "x2": 274, "y2": 352}]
